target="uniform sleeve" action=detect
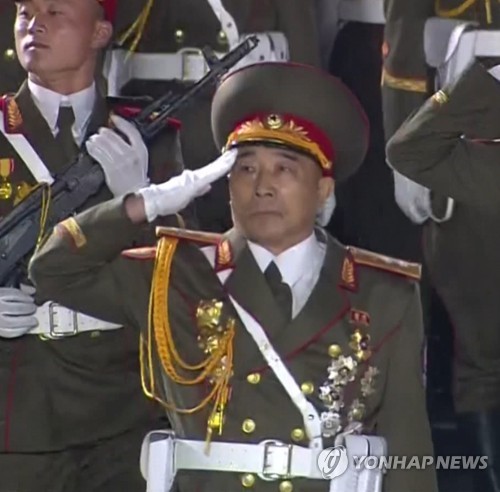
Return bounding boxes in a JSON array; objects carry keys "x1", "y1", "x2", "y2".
[
  {"x1": 149, "y1": 127, "x2": 199, "y2": 229},
  {"x1": 274, "y1": 0, "x2": 321, "y2": 67},
  {"x1": 29, "y1": 198, "x2": 154, "y2": 329},
  {"x1": 386, "y1": 62, "x2": 500, "y2": 213},
  {"x1": 381, "y1": 0, "x2": 434, "y2": 138},
  {"x1": 376, "y1": 283, "x2": 438, "y2": 492}
]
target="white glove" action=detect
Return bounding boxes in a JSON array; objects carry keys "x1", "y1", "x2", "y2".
[
  {"x1": 0, "y1": 287, "x2": 38, "y2": 338},
  {"x1": 317, "y1": 189, "x2": 336, "y2": 227},
  {"x1": 393, "y1": 171, "x2": 432, "y2": 224},
  {"x1": 86, "y1": 114, "x2": 149, "y2": 197},
  {"x1": 138, "y1": 149, "x2": 237, "y2": 222}
]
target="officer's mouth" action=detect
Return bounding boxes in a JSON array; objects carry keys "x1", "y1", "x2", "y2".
[{"x1": 24, "y1": 40, "x2": 50, "y2": 51}]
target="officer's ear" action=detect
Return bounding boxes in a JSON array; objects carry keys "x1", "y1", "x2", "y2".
[
  {"x1": 92, "y1": 20, "x2": 113, "y2": 50},
  {"x1": 318, "y1": 177, "x2": 334, "y2": 208}
]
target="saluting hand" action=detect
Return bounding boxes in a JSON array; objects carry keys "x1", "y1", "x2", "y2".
[
  {"x1": 132, "y1": 149, "x2": 237, "y2": 223},
  {"x1": 85, "y1": 115, "x2": 149, "y2": 197}
]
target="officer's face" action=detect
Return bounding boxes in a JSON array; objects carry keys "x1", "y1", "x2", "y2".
[
  {"x1": 229, "y1": 146, "x2": 334, "y2": 255},
  {"x1": 14, "y1": 0, "x2": 111, "y2": 82}
]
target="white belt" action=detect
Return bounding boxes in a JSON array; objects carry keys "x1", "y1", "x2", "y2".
[
  {"x1": 104, "y1": 48, "x2": 223, "y2": 96},
  {"x1": 141, "y1": 430, "x2": 325, "y2": 492},
  {"x1": 104, "y1": 32, "x2": 289, "y2": 96},
  {"x1": 338, "y1": 0, "x2": 385, "y2": 24},
  {"x1": 29, "y1": 302, "x2": 122, "y2": 337}
]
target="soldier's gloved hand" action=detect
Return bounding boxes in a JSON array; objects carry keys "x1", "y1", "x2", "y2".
[
  {"x1": 0, "y1": 287, "x2": 38, "y2": 338},
  {"x1": 85, "y1": 115, "x2": 149, "y2": 197},
  {"x1": 138, "y1": 149, "x2": 237, "y2": 222}
]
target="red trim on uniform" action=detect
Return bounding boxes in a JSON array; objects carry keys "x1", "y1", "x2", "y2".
[
  {"x1": 3, "y1": 342, "x2": 24, "y2": 452},
  {"x1": 370, "y1": 322, "x2": 402, "y2": 356},
  {"x1": 231, "y1": 112, "x2": 336, "y2": 165},
  {"x1": 248, "y1": 286, "x2": 352, "y2": 373},
  {"x1": 112, "y1": 106, "x2": 182, "y2": 130}
]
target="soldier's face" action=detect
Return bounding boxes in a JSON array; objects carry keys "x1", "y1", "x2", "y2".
[
  {"x1": 229, "y1": 146, "x2": 334, "y2": 254},
  {"x1": 14, "y1": 0, "x2": 112, "y2": 80}
]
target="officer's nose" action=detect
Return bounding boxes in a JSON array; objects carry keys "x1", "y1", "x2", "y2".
[{"x1": 254, "y1": 169, "x2": 276, "y2": 198}]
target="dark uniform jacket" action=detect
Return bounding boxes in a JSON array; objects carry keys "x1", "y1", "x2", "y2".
[
  {"x1": 0, "y1": 81, "x2": 186, "y2": 452},
  {"x1": 29, "y1": 196, "x2": 438, "y2": 492},
  {"x1": 386, "y1": 61, "x2": 500, "y2": 413}
]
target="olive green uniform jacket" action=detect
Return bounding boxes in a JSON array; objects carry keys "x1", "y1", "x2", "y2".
[
  {"x1": 0, "y1": 81, "x2": 187, "y2": 453},
  {"x1": 29, "y1": 196, "x2": 438, "y2": 492}
]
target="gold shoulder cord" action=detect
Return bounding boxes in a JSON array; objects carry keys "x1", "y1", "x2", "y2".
[
  {"x1": 140, "y1": 236, "x2": 235, "y2": 451},
  {"x1": 436, "y1": 0, "x2": 493, "y2": 24},
  {"x1": 118, "y1": 0, "x2": 155, "y2": 53}
]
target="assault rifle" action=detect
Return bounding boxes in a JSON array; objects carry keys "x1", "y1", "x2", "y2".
[{"x1": 0, "y1": 36, "x2": 259, "y2": 286}]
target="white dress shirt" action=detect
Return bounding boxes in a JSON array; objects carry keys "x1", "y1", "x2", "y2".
[
  {"x1": 202, "y1": 232, "x2": 326, "y2": 318},
  {"x1": 27, "y1": 79, "x2": 96, "y2": 146},
  {"x1": 247, "y1": 233, "x2": 326, "y2": 318}
]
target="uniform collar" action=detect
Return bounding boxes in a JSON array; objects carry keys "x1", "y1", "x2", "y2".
[
  {"x1": 27, "y1": 79, "x2": 95, "y2": 138},
  {"x1": 247, "y1": 232, "x2": 320, "y2": 288}
]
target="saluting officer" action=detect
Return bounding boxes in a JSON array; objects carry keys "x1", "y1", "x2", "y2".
[{"x1": 30, "y1": 61, "x2": 437, "y2": 492}]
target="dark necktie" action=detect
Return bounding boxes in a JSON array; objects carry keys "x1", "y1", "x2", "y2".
[
  {"x1": 56, "y1": 106, "x2": 78, "y2": 160},
  {"x1": 264, "y1": 261, "x2": 293, "y2": 321}
]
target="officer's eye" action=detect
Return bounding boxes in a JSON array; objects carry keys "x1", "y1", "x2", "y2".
[{"x1": 234, "y1": 161, "x2": 256, "y2": 173}]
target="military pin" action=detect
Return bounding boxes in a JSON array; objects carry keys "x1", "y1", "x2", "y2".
[
  {"x1": 0, "y1": 158, "x2": 14, "y2": 200},
  {"x1": 14, "y1": 181, "x2": 33, "y2": 205},
  {"x1": 349, "y1": 308, "x2": 370, "y2": 327}
]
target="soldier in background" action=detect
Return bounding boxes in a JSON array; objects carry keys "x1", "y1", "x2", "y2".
[
  {"x1": 382, "y1": 2, "x2": 500, "y2": 491},
  {"x1": 0, "y1": 0, "x2": 190, "y2": 490},
  {"x1": 109, "y1": 0, "x2": 321, "y2": 232}
]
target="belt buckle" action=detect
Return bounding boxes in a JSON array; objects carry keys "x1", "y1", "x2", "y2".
[
  {"x1": 48, "y1": 302, "x2": 78, "y2": 338},
  {"x1": 259, "y1": 440, "x2": 293, "y2": 481},
  {"x1": 179, "y1": 47, "x2": 207, "y2": 81}
]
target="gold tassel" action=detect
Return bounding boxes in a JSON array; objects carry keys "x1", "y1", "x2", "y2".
[
  {"x1": 140, "y1": 236, "x2": 235, "y2": 453},
  {"x1": 435, "y1": 0, "x2": 493, "y2": 23},
  {"x1": 117, "y1": 0, "x2": 155, "y2": 55}
]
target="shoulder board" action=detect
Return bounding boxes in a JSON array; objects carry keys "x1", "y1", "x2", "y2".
[
  {"x1": 156, "y1": 226, "x2": 222, "y2": 245},
  {"x1": 121, "y1": 246, "x2": 157, "y2": 260},
  {"x1": 0, "y1": 94, "x2": 23, "y2": 133},
  {"x1": 348, "y1": 246, "x2": 421, "y2": 281}
]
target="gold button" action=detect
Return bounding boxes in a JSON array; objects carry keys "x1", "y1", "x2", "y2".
[
  {"x1": 242, "y1": 418, "x2": 256, "y2": 434},
  {"x1": 328, "y1": 344, "x2": 342, "y2": 358},
  {"x1": 300, "y1": 381, "x2": 314, "y2": 395},
  {"x1": 241, "y1": 473, "x2": 255, "y2": 487},
  {"x1": 4, "y1": 48, "x2": 15, "y2": 61},
  {"x1": 432, "y1": 90, "x2": 448, "y2": 105},
  {"x1": 279, "y1": 480, "x2": 293, "y2": 492},
  {"x1": 217, "y1": 29, "x2": 228, "y2": 44},
  {"x1": 291, "y1": 428, "x2": 305, "y2": 442},
  {"x1": 174, "y1": 29, "x2": 185, "y2": 44},
  {"x1": 247, "y1": 373, "x2": 261, "y2": 384}
]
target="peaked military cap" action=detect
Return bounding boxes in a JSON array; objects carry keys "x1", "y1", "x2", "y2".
[
  {"x1": 211, "y1": 62, "x2": 369, "y2": 182},
  {"x1": 96, "y1": 0, "x2": 117, "y2": 22}
]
